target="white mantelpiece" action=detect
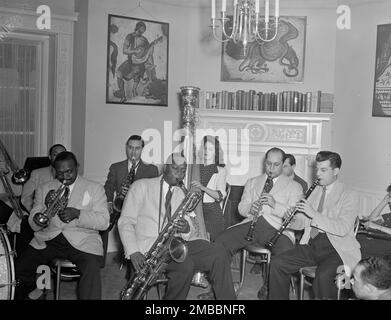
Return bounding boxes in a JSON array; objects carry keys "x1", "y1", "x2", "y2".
[{"x1": 197, "y1": 109, "x2": 333, "y2": 186}]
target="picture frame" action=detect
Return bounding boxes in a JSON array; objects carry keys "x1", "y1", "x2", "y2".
[
  {"x1": 372, "y1": 23, "x2": 391, "y2": 117},
  {"x1": 220, "y1": 16, "x2": 307, "y2": 83},
  {"x1": 106, "y1": 14, "x2": 169, "y2": 106}
]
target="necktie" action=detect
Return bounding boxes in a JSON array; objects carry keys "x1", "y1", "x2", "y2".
[
  {"x1": 310, "y1": 186, "x2": 326, "y2": 239},
  {"x1": 165, "y1": 185, "x2": 173, "y2": 221},
  {"x1": 129, "y1": 162, "x2": 137, "y2": 184},
  {"x1": 63, "y1": 186, "x2": 70, "y2": 199},
  {"x1": 264, "y1": 176, "x2": 274, "y2": 193}
]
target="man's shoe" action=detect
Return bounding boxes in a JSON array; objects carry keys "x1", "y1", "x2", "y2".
[
  {"x1": 197, "y1": 291, "x2": 215, "y2": 300},
  {"x1": 26, "y1": 288, "x2": 47, "y2": 300}
]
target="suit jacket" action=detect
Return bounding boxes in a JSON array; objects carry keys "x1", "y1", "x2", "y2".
[
  {"x1": 29, "y1": 176, "x2": 110, "y2": 256},
  {"x1": 237, "y1": 173, "x2": 303, "y2": 242},
  {"x1": 21, "y1": 166, "x2": 56, "y2": 211},
  {"x1": 104, "y1": 159, "x2": 158, "y2": 203},
  {"x1": 118, "y1": 176, "x2": 197, "y2": 258},
  {"x1": 292, "y1": 180, "x2": 361, "y2": 273}
]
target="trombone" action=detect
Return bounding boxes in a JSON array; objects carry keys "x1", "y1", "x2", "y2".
[{"x1": 0, "y1": 139, "x2": 30, "y2": 185}]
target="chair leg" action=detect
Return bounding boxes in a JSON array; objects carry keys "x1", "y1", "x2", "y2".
[
  {"x1": 290, "y1": 276, "x2": 297, "y2": 297},
  {"x1": 55, "y1": 264, "x2": 61, "y2": 300},
  {"x1": 239, "y1": 250, "x2": 247, "y2": 289},
  {"x1": 299, "y1": 274, "x2": 304, "y2": 300}
]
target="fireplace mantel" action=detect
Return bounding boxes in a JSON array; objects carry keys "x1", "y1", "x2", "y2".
[{"x1": 196, "y1": 110, "x2": 333, "y2": 186}]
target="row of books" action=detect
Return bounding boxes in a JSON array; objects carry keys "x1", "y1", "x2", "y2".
[{"x1": 200, "y1": 90, "x2": 334, "y2": 113}]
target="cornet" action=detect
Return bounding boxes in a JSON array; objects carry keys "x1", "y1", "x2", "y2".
[{"x1": 33, "y1": 183, "x2": 69, "y2": 228}]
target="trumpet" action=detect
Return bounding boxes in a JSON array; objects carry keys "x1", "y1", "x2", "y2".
[
  {"x1": 245, "y1": 174, "x2": 274, "y2": 242},
  {"x1": 265, "y1": 178, "x2": 320, "y2": 250},
  {"x1": 33, "y1": 183, "x2": 69, "y2": 228},
  {"x1": 0, "y1": 139, "x2": 30, "y2": 185}
]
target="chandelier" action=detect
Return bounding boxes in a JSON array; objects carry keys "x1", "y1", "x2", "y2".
[{"x1": 211, "y1": 0, "x2": 280, "y2": 55}]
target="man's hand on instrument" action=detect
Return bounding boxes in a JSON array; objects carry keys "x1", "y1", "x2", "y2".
[
  {"x1": 260, "y1": 194, "x2": 276, "y2": 208},
  {"x1": 0, "y1": 160, "x2": 9, "y2": 174},
  {"x1": 174, "y1": 218, "x2": 190, "y2": 233},
  {"x1": 295, "y1": 200, "x2": 316, "y2": 219},
  {"x1": 130, "y1": 252, "x2": 146, "y2": 273},
  {"x1": 107, "y1": 201, "x2": 114, "y2": 215},
  {"x1": 58, "y1": 207, "x2": 80, "y2": 223},
  {"x1": 190, "y1": 180, "x2": 204, "y2": 192},
  {"x1": 363, "y1": 221, "x2": 379, "y2": 230}
]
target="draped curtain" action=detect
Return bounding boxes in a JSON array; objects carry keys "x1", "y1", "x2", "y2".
[{"x1": 0, "y1": 39, "x2": 37, "y2": 168}]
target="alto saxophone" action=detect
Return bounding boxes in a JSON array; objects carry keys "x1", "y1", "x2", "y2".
[
  {"x1": 33, "y1": 183, "x2": 69, "y2": 228},
  {"x1": 109, "y1": 160, "x2": 137, "y2": 231},
  {"x1": 120, "y1": 182, "x2": 202, "y2": 300}
]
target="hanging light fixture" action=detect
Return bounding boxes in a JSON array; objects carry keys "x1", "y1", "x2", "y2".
[{"x1": 210, "y1": 0, "x2": 280, "y2": 55}]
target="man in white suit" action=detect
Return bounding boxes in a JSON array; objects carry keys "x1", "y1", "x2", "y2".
[
  {"x1": 268, "y1": 151, "x2": 361, "y2": 300},
  {"x1": 14, "y1": 151, "x2": 110, "y2": 300},
  {"x1": 118, "y1": 153, "x2": 236, "y2": 300},
  {"x1": 216, "y1": 147, "x2": 303, "y2": 258}
]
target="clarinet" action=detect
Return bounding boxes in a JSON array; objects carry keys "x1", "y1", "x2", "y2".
[
  {"x1": 265, "y1": 178, "x2": 320, "y2": 250},
  {"x1": 245, "y1": 174, "x2": 274, "y2": 242}
]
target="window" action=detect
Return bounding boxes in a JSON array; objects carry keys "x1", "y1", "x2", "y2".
[{"x1": 0, "y1": 33, "x2": 50, "y2": 168}]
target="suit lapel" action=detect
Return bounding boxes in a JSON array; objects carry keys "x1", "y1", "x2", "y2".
[
  {"x1": 135, "y1": 160, "x2": 145, "y2": 180},
  {"x1": 68, "y1": 177, "x2": 84, "y2": 207},
  {"x1": 270, "y1": 175, "x2": 288, "y2": 195},
  {"x1": 323, "y1": 180, "x2": 343, "y2": 211}
]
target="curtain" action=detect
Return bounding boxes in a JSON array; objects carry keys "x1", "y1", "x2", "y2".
[{"x1": 0, "y1": 39, "x2": 37, "y2": 168}]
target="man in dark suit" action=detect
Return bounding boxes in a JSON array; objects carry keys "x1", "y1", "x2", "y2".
[
  {"x1": 282, "y1": 154, "x2": 308, "y2": 194},
  {"x1": 104, "y1": 135, "x2": 159, "y2": 227}
]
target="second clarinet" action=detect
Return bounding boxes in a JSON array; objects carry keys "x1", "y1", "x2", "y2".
[
  {"x1": 265, "y1": 178, "x2": 320, "y2": 250},
  {"x1": 245, "y1": 174, "x2": 274, "y2": 242}
]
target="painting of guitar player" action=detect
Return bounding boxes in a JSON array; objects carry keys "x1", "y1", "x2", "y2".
[
  {"x1": 221, "y1": 16, "x2": 306, "y2": 83},
  {"x1": 106, "y1": 15, "x2": 169, "y2": 106}
]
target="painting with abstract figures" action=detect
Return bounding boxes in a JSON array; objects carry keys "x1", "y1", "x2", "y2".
[
  {"x1": 221, "y1": 16, "x2": 306, "y2": 83},
  {"x1": 106, "y1": 14, "x2": 169, "y2": 106},
  {"x1": 372, "y1": 23, "x2": 391, "y2": 117}
]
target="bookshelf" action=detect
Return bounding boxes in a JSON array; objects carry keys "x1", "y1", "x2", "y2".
[{"x1": 199, "y1": 89, "x2": 334, "y2": 114}]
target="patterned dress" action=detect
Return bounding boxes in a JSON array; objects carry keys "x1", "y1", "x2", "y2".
[{"x1": 200, "y1": 164, "x2": 225, "y2": 242}]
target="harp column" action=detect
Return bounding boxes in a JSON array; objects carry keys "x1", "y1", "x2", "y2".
[{"x1": 179, "y1": 86, "x2": 200, "y2": 187}]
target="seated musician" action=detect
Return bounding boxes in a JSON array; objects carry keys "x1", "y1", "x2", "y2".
[
  {"x1": 351, "y1": 255, "x2": 391, "y2": 300},
  {"x1": 21, "y1": 144, "x2": 66, "y2": 212},
  {"x1": 14, "y1": 151, "x2": 109, "y2": 300},
  {"x1": 357, "y1": 184, "x2": 391, "y2": 258},
  {"x1": 0, "y1": 158, "x2": 22, "y2": 225},
  {"x1": 268, "y1": 151, "x2": 361, "y2": 300},
  {"x1": 117, "y1": 153, "x2": 236, "y2": 300},
  {"x1": 214, "y1": 147, "x2": 303, "y2": 299},
  {"x1": 0, "y1": 154, "x2": 32, "y2": 258},
  {"x1": 104, "y1": 135, "x2": 158, "y2": 228}
]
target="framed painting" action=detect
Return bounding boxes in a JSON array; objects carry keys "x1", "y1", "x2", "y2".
[
  {"x1": 372, "y1": 23, "x2": 391, "y2": 117},
  {"x1": 106, "y1": 14, "x2": 169, "y2": 106},
  {"x1": 221, "y1": 16, "x2": 307, "y2": 83}
]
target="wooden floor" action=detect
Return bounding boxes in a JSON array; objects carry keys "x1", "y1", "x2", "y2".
[{"x1": 42, "y1": 252, "x2": 304, "y2": 300}]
